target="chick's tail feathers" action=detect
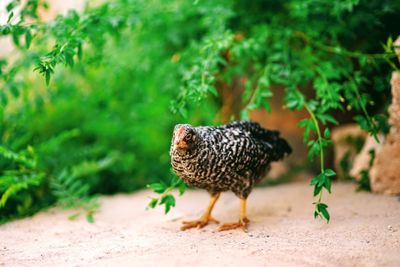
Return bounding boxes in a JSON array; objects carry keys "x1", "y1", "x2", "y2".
[
  {"x1": 263, "y1": 130, "x2": 292, "y2": 161},
  {"x1": 275, "y1": 137, "x2": 292, "y2": 159}
]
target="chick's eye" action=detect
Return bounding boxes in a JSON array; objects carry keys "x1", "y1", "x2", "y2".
[{"x1": 184, "y1": 134, "x2": 192, "y2": 141}]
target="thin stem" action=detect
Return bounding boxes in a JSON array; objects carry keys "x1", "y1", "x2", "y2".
[
  {"x1": 352, "y1": 83, "x2": 379, "y2": 142},
  {"x1": 243, "y1": 81, "x2": 261, "y2": 109},
  {"x1": 243, "y1": 64, "x2": 270, "y2": 110},
  {"x1": 304, "y1": 104, "x2": 324, "y2": 172},
  {"x1": 304, "y1": 103, "x2": 325, "y2": 204},
  {"x1": 294, "y1": 31, "x2": 396, "y2": 60}
]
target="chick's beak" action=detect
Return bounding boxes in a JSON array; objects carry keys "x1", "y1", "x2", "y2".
[
  {"x1": 173, "y1": 126, "x2": 189, "y2": 150},
  {"x1": 174, "y1": 139, "x2": 188, "y2": 149}
]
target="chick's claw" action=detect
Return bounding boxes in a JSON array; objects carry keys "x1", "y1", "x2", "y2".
[
  {"x1": 218, "y1": 218, "x2": 249, "y2": 232},
  {"x1": 181, "y1": 216, "x2": 219, "y2": 231}
]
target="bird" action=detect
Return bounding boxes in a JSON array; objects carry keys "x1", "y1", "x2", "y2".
[{"x1": 170, "y1": 120, "x2": 292, "y2": 232}]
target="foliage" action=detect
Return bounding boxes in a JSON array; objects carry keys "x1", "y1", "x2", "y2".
[
  {"x1": 147, "y1": 172, "x2": 186, "y2": 214},
  {"x1": 149, "y1": 0, "x2": 400, "y2": 220},
  {"x1": 0, "y1": 145, "x2": 44, "y2": 212},
  {"x1": 1, "y1": 0, "x2": 399, "y2": 222},
  {"x1": 0, "y1": 0, "x2": 218, "y2": 222},
  {"x1": 356, "y1": 149, "x2": 376, "y2": 192}
]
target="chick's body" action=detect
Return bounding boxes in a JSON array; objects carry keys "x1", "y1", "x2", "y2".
[{"x1": 170, "y1": 120, "x2": 292, "y2": 198}]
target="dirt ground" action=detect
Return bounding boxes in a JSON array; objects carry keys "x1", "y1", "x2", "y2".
[{"x1": 1, "y1": 180, "x2": 400, "y2": 267}]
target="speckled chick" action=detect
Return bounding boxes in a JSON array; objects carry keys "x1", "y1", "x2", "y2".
[{"x1": 170, "y1": 120, "x2": 292, "y2": 231}]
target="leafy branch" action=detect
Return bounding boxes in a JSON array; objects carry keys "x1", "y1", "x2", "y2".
[
  {"x1": 146, "y1": 173, "x2": 186, "y2": 214},
  {"x1": 241, "y1": 64, "x2": 273, "y2": 119},
  {"x1": 304, "y1": 103, "x2": 335, "y2": 222},
  {"x1": 1, "y1": 1, "x2": 128, "y2": 87},
  {"x1": 284, "y1": 85, "x2": 336, "y2": 222},
  {"x1": 0, "y1": 145, "x2": 44, "y2": 209},
  {"x1": 294, "y1": 31, "x2": 396, "y2": 62}
]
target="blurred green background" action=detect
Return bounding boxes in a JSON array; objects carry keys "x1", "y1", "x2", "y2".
[{"x1": 1, "y1": 0, "x2": 399, "y2": 222}]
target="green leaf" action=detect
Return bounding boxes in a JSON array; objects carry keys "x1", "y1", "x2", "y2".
[
  {"x1": 160, "y1": 194, "x2": 175, "y2": 214},
  {"x1": 86, "y1": 212, "x2": 94, "y2": 223},
  {"x1": 25, "y1": 30, "x2": 32, "y2": 49},
  {"x1": 308, "y1": 141, "x2": 320, "y2": 160},
  {"x1": 298, "y1": 118, "x2": 315, "y2": 143},
  {"x1": 77, "y1": 43, "x2": 83, "y2": 60},
  {"x1": 0, "y1": 91, "x2": 8, "y2": 106},
  {"x1": 310, "y1": 173, "x2": 323, "y2": 186},
  {"x1": 171, "y1": 175, "x2": 181, "y2": 187},
  {"x1": 7, "y1": 11, "x2": 14, "y2": 23},
  {"x1": 147, "y1": 198, "x2": 158, "y2": 209},
  {"x1": 317, "y1": 203, "x2": 330, "y2": 222},
  {"x1": 262, "y1": 101, "x2": 271, "y2": 112},
  {"x1": 240, "y1": 109, "x2": 250, "y2": 120},
  {"x1": 313, "y1": 184, "x2": 323, "y2": 197},
  {"x1": 285, "y1": 89, "x2": 305, "y2": 110},
  {"x1": 317, "y1": 114, "x2": 338, "y2": 125},
  {"x1": 178, "y1": 182, "x2": 186, "y2": 196},
  {"x1": 147, "y1": 182, "x2": 167, "y2": 194},
  {"x1": 45, "y1": 70, "x2": 51, "y2": 86},
  {"x1": 68, "y1": 213, "x2": 80, "y2": 221},
  {"x1": 11, "y1": 30, "x2": 20, "y2": 46},
  {"x1": 320, "y1": 208, "x2": 330, "y2": 222},
  {"x1": 208, "y1": 86, "x2": 218, "y2": 96},
  {"x1": 324, "y1": 169, "x2": 336, "y2": 177},
  {"x1": 324, "y1": 128, "x2": 330, "y2": 139},
  {"x1": 314, "y1": 210, "x2": 319, "y2": 219},
  {"x1": 65, "y1": 53, "x2": 74, "y2": 67},
  {"x1": 324, "y1": 176, "x2": 332, "y2": 193},
  {"x1": 384, "y1": 36, "x2": 393, "y2": 53}
]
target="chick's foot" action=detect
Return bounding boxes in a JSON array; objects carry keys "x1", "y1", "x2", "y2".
[
  {"x1": 181, "y1": 216, "x2": 219, "y2": 230},
  {"x1": 218, "y1": 218, "x2": 249, "y2": 232}
]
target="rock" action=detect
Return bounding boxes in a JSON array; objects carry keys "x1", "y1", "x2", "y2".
[
  {"x1": 349, "y1": 134, "x2": 383, "y2": 181},
  {"x1": 369, "y1": 69, "x2": 400, "y2": 195},
  {"x1": 331, "y1": 124, "x2": 367, "y2": 179},
  {"x1": 267, "y1": 162, "x2": 289, "y2": 180}
]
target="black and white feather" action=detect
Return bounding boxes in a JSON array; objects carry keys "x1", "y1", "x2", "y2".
[{"x1": 170, "y1": 120, "x2": 292, "y2": 198}]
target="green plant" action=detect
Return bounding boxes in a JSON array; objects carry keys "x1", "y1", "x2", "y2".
[
  {"x1": 1, "y1": 0, "x2": 218, "y2": 222},
  {"x1": 147, "y1": 173, "x2": 186, "y2": 214},
  {"x1": 0, "y1": 145, "x2": 44, "y2": 211},
  {"x1": 50, "y1": 156, "x2": 116, "y2": 222}
]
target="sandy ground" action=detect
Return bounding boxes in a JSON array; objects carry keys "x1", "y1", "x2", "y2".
[{"x1": 1, "y1": 181, "x2": 400, "y2": 267}]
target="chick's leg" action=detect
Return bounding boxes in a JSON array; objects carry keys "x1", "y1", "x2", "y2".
[
  {"x1": 181, "y1": 192, "x2": 220, "y2": 230},
  {"x1": 218, "y1": 197, "x2": 249, "y2": 232}
]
